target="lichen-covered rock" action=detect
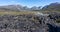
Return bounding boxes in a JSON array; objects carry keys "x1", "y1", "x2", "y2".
[{"x1": 0, "y1": 12, "x2": 60, "y2": 32}]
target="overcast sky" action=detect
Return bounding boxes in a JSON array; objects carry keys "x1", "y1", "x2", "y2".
[{"x1": 0, "y1": 0, "x2": 60, "y2": 7}]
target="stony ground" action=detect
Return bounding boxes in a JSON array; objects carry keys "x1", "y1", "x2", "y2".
[{"x1": 0, "y1": 12, "x2": 60, "y2": 32}]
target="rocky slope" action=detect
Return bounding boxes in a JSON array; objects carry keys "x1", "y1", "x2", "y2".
[
  {"x1": 0, "y1": 12, "x2": 60, "y2": 32},
  {"x1": 0, "y1": 5, "x2": 41, "y2": 11}
]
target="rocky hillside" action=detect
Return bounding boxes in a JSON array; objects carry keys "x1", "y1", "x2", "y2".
[
  {"x1": 0, "y1": 5, "x2": 41, "y2": 11},
  {"x1": 0, "y1": 12, "x2": 60, "y2": 32}
]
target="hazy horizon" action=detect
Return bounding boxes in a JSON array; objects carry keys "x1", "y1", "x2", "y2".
[{"x1": 0, "y1": 0, "x2": 60, "y2": 7}]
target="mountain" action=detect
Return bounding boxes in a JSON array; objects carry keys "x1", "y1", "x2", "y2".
[
  {"x1": 42, "y1": 2, "x2": 60, "y2": 11},
  {"x1": 0, "y1": 5, "x2": 41, "y2": 11},
  {"x1": 0, "y1": 5, "x2": 25, "y2": 11},
  {"x1": 30, "y1": 6, "x2": 41, "y2": 11},
  {"x1": 1, "y1": 2, "x2": 60, "y2": 11}
]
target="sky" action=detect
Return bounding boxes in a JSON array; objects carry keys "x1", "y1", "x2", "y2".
[{"x1": 0, "y1": 0, "x2": 60, "y2": 7}]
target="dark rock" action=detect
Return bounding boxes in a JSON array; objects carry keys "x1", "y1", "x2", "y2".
[{"x1": 0, "y1": 12, "x2": 60, "y2": 32}]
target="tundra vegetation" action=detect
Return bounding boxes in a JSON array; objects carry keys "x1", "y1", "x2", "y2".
[{"x1": 0, "y1": 2, "x2": 60, "y2": 32}]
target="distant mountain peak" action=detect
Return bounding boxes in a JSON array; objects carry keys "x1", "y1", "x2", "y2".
[{"x1": 0, "y1": 4, "x2": 41, "y2": 11}]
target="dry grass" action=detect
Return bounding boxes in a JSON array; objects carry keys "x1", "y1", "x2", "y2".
[
  {"x1": 0, "y1": 11, "x2": 37, "y2": 15},
  {"x1": 0, "y1": 11, "x2": 59, "y2": 15}
]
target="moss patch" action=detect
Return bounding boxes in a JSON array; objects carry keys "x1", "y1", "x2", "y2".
[{"x1": 56, "y1": 18, "x2": 60, "y2": 23}]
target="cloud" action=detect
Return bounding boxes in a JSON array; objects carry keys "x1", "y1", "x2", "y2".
[
  {"x1": 10, "y1": 1, "x2": 16, "y2": 3},
  {"x1": 11, "y1": 1, "x2": 20, "y2": 4},
  {"x1": 0, "y1": 0, "x2": 21, "y2": 6},
  {"x1": 5, "y1": 0, "x2": 20, "y2": 5}
]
